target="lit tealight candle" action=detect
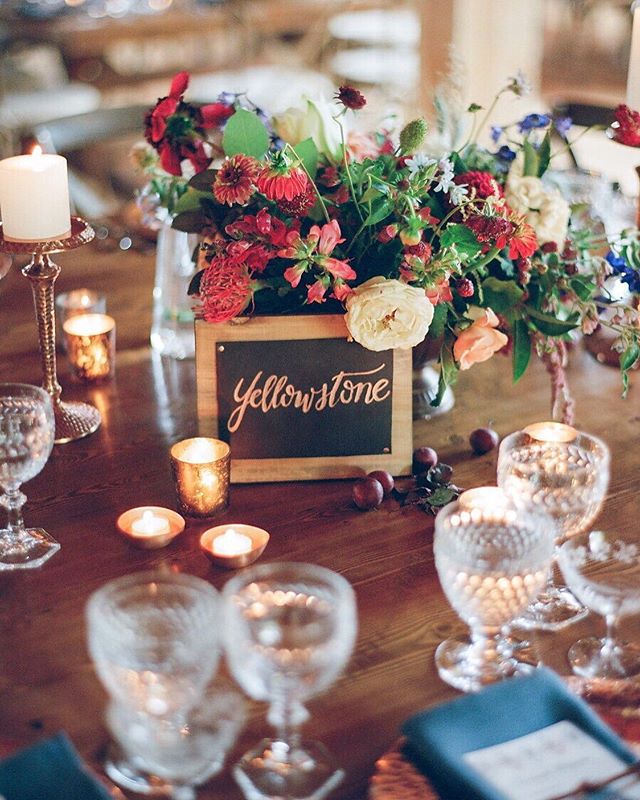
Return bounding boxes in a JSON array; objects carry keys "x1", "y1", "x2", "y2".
[
  {"x1": 170, "y1": 437, "x2": 230, "y2": 517},
  {"x1": 0, "y1": 147, "x2": 71, "y2": 241},
  {"x1": 200, "y1": 523, "x2": 270, "y2": 569},
  {"x1": 131, "y1": 510, "x2": 171, "y2": 537},
  {"x1": 523, "y1": 421, "x2": 578, "y2": 443},
  {"x1": 116, "y1": 506, "x2": 185, "y2": 550},
  {"x1": 458, "y1": 486, "x2": 509, "y2": 510},
  {"x1": 211, "y1": 527, "x2": 253, "y2": 556}
]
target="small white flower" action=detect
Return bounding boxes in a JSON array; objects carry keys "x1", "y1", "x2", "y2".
[
  {"x1": 448, "y1": 183, "x2": 468, "y2": 205},
  {"x1": 405, "y1": 153, "x2": 437, "y2": 176},
  {"x1": 434, "y1": 157, "x2": 455, "y2": 193},
  {"x1": 507, "y1": 70, "x2": 531, "y2": 97}
]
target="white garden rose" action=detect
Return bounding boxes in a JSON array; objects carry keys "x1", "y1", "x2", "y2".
[
  {"x1": 505, "y1": 173, "x2": 570, "y2": 248},
  {"x1": 273, "y1": 97, "x2": 343, "y2": 162},
  {"x1": 345, "y1": 277, "x2": 434, "y2": 352}
]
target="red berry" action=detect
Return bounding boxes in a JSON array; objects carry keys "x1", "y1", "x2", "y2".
[
  {"x1": 456, "y1": 278, "x2": 474, "y2": 298},
  {"x1": 412, "y1": 446, "x2": 438, "y2": 472},
  {"x1": 352, "y1": 477, "x2": 384, "y2": 510},
  {"x1": 367, "y1": 470, "x2": 394, "y2": 496},
  {"x1": 469, "y1": 427, "x2": 499, "y2": 455}
]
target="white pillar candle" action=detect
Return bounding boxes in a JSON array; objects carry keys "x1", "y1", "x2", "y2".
[
  {"x1": 0, "y1": 147, "x2": 71, "y2": 241},
  {"x1": 628, "y1": 1, "x2": 640, "y2": 110}
]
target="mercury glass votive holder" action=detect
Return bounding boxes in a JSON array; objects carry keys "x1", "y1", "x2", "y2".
[
  {"x1": 434, "y1": 487, "x2": 556, "y2": 693},
  {"x1": 56, "y1": 289, "x2": 106, "y2": 351},
  {"x1": 63, "y1": 313, "x2": 116, "y2": 382},
  {"x1": 170, "y1": 437, "x2": 230, "y2": 517}
]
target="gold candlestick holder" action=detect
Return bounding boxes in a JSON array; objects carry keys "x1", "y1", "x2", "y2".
[{"x1": 0, "y1": 217, "x2": 101, "y2": 443}]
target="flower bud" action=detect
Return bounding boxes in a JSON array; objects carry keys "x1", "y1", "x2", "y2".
[{"x1": 399, "y1": 118, "x2": 428, "y2": 154}]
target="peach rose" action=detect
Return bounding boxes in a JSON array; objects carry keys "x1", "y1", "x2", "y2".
[{"x1": 453, "y1": 308, "x2": 508, "y2": 370}]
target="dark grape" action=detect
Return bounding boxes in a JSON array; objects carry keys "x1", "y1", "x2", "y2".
[
  {"x1": 412, "y1": 446, "x2": 438, "y2": 473},
  {"x1": 352, "y1": 477, "x2": 384, "y2": 510},
  {"x1": 367, "y1": 470, "x2": 395, "y2": 496},
  {"x1": 469, "y1": 427, "x2": 499, "y2": 455}
]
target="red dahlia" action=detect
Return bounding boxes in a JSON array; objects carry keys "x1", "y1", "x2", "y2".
[
  {"x1": 336, "y1": 85, "x2": 367, "y2": 110},
  {"x1": 213, "y1": 154, "x2": 260, "y2": 206},
  {"x1": 256, "y1": 165, "x2": 309, "y2": 201},
  {"x1": 276, "y1": 186, "x2": 317, "y2": 217},
  {"x1": 465, "y1": 214, "x2": 514, "y2": 249}
]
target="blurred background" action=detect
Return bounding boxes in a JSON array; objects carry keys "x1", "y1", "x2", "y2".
[{"x1": 0, "y1": 0, "x2": 637, "y2": 221}]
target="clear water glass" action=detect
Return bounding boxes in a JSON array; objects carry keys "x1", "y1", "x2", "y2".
[
  {"x1": 497, "y1": 425, "x2": 610, "y2": 630},
  {"x1": 86, "y1": 571, "x2": 225, "y2": 798},
  {"x1": 0, "y1": 382, "x2": 57, "y2": 569},
  {"x1": 558, "y1": 530, "x2": 640, "y2": 679},
  {"x1": 434, "y1": 487, "x2": 556, "y2": 693},
  {"x1": 222, "y1": 561, "x2": 358, "y2": 800}
]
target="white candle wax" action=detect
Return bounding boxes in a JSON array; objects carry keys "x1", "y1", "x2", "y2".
[
  {"x1": 459, "y1": 486, "x2": 509, "y2": 510},
  {"x1": 0, "y1": 148, "x2": 71, "y2": 241},
  {"x1": 212, "y1": 528, "x2": 253, "y2": 556},
  {"x1": 63, "y1": 313, "x2": 115, "y2": 337},
  {"x1": 180, "y1": 438, "x2": 220, "y2": 464},
  {"x1": 523, "y1": 421, "x2": 578, "y2": 443},
  {"x1": 628, "y1": 2, "x2": 640, "y2": 109},
  {"x1": 130, "y1": 510, "x2": 171, "y2": 537}
]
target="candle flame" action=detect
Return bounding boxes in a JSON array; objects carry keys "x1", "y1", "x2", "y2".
[{"x1": 31, "y1": 145, "x2": 43, "y2": 158}]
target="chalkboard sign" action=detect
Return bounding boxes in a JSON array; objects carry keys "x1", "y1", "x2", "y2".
[{"x1": 195, "y1": 315, "x2": 412, "y2": 482}]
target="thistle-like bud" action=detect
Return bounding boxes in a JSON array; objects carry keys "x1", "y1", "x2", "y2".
[{"x1": 399, "y1": 118, "x2": 428, "y2": 154}]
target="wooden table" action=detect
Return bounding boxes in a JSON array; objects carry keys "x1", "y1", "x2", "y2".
[{"x1": 0, "y1": 242, "x2": 638, "y2": 799}]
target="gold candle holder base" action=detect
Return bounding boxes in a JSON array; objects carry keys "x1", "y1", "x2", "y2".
[{"x1": 0, "y1": 218, "x2": 100, "y2": 443}]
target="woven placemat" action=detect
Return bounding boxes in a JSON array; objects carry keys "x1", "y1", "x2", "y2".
[{"x1": 369, "y1": 678, "x2": 640, "y2": 800}]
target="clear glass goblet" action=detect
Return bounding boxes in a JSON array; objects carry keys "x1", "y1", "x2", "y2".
[
  {"x1": 86, "y1": 571, "x2": 223, "y2": 798},
  {"x1": 222, "y1": 561, "x2": 358, "y2": 800},
  {"x1": 497, "y1": 423, "x2": 610, "y2": 631},
  {"x1": 0, "y1": 382, "x2": 58, "y2": 570},
  {"x1": 558, "y1": 530, "x2": 640, "y2": 679},
  {"x1": 434, "y1": 487, "x2": 556, "y2": 693}
]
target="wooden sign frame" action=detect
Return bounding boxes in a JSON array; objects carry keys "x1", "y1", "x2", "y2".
[{"x1": 195, "y1": 314, "x2": 413, "y2": 483}]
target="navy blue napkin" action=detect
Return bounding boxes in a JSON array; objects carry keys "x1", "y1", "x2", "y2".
[
  {"x1": 0, "y1": 732, "x2": 113, "y2": 800},
  {"x1": 401, "y1": 668, "x2": 636, "y2": 800}
]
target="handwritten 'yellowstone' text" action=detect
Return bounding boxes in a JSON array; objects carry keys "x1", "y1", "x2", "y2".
[{"x1": 227, "y1": 364, "x2": 391, "y2": 433}]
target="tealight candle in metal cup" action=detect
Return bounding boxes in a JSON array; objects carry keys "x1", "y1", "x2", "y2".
[
  {"x1": 200, "y1": 523, "x2": 269, "y2": 569},
  {"x1": 170, "y1": 437, "x2": 230, "y2": 517},
  {"x1": 116, "y1": 506, "x2": 185, "y2": 550},
  {"x1": 55, "y1": 288, "x2": 106, "y2": 350},
  {"x1": 63, "y1": 312, "x2": 115, "y2": 382}
]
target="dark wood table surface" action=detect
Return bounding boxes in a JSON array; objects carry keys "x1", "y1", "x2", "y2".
[{"x1": 0, "y1": 241, "x2": 638, "y2": 799}]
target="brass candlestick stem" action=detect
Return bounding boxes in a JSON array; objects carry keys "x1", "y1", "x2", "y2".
[{"x1": 0, "y1": 217, "x2": 101, "y2": 443}]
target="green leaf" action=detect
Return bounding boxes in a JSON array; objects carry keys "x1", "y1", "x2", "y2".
[
  {"x1": 621, "y1": 342, "x2": 640, "y2": 372},
  {"x1": 428, "y1": 302, "x2": 447, "y2": 341},
  {"x1": 570, "y1": 275, "x2": 596, "y2": 301},
  {"x1": 359, "y1": 186, "x2": 385, "y2": 204},
  {"x1": 522, "y1": 139, "x2": 539, "y2": 177},
  {"x1": 527, "y1": 307, "x2": 580, "y2": 336},
  {"x1": 172, "y1": 188, "x2": 210, "y2": 215},
  {"x1": 291, "y1": 137, "x2": 318, "y2": 178},
  {"x1": 222, "y1": 108, "x2": 270, "y2": 159},
  {"x1": 512, "y1": 319, "x2": 531, "y2": 382},
  {"x1": 480, "y1": 277, "x2": 524, "y2": 314},
  {"x1": 431, "y1": 336, "x2": 458, "y2": 407},
  {"x1": 537, "y1": 130, "x2": 551, "y2": 177},
  {"x1": 363, "y1": 199, "x2": 393, "y2": 227},
  {"x1": 467, "y1": 103, "x2": 483, "y2": 113},
  {"x1": 187, "y1": 269, "x2": 204, "y2": 296},
  {"x1": 426, "y1": 486, "x2": 458, "y2": 507},
  {"x1": 171, "y1": 210, "x2": 209, "y2": 232},
  {"x1": 188, "y1": 169, "x2": 217, "y2": 192},
  {"x1": 439, "y1": 223, "x2": 479, "y2": 257}
]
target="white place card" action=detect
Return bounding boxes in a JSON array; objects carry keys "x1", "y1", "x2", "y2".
[{"x1": 463, "y1": 720, "x2": 640, "y2": 800}]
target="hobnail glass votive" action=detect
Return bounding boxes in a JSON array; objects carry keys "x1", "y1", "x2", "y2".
[{"x1": 434, "y1": 487, "x2": 555, "y2": 693}]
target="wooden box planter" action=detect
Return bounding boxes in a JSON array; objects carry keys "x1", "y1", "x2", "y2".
[{"x1": 195, "y1": 314, "x2": 413, "y2": 483}]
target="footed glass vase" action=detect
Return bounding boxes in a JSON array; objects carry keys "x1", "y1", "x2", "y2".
[
  {"x1": 150, "y1": 215, "x2": 199, "y2": 360},
  {"x1": 412, "y1": 337, "x2": 454, "y2": 420}
]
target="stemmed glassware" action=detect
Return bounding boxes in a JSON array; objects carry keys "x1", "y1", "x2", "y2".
[
  {"x1": 497, "y1": 422, "x2": 610, "y2": 630},
  {"x1": 0, "y1": 382, "x2": 57, "y2": 570},
  {"x1": 222, "y1": 561, "x2": 357, "y2": 800},
  {"x1": 434, "y1": 487, "x2": 556, "y2": 693},
  {"x1": 558, "y1": 530, "x2": 640, "y2": 679},
  {"x1": 86, "y1": 571, "x2": 238, "y2": 799}
]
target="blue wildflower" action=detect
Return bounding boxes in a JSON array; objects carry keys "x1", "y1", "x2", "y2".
[
  {"x1": 554, "y1": 116, "x2": 572, "y2": 138},
  {"x1": 605, "y1": 250, "x2": 628, "y2": 273},
  {"x1": 518, "y1": 113, "x2": 551, "y2": 133},
  {"x1": 490, "y1": 125, "x2": 503, "y2": 144},
  {"x1": 496, "y1": 145, "x2": 516, "y2": 162}
]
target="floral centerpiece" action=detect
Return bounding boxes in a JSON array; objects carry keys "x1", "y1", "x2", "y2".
[{"x1": 134, "y1": 71, "x2": 640, "y2": 421}]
